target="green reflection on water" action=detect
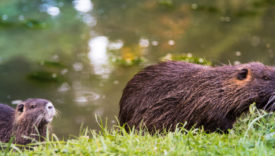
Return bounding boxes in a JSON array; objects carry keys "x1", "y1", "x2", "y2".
[{"x1": 0, "y1": 0, "x2": 274, "y2": 138}]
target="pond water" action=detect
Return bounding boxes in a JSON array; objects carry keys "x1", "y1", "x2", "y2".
[{"x1": 0, "y1": 0, "x2": 274, "y2": 138}]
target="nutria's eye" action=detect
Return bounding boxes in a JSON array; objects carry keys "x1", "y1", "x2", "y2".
[
  {"x1": 30, "y1": 105, "x2": 36, "y2": 109},
  {"x1": 237, "y1": 68, "x2": 248, "y2": 80},
  {"x1": 262, "y1": 76, "x2": 271, "y2": 81},
  {"x1": 17, "y1": 104, "x2": 24, "y2": 112}
]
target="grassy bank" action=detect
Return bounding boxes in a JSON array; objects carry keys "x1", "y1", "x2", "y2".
[{"x1": 1, "y1": 105, "x2": 275, "y2": 156}]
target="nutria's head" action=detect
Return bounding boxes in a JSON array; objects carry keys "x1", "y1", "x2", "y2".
[
  {"x1": 230, "y1": 62, "x2": 275, "y2": 112},
  {"x1": 15, "y1": 98, "x2": 56, "y2": 125},
  {"x1": 12, "y1": 98, "x2": 56, "y2": 144}
]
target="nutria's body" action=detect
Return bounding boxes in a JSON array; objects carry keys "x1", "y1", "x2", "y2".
[
  {"x1": 119, "y1": 61, "x2": 275, "y2": 133},
  {"x1": 0, "y1": 99, "x2": 56, "y2": 145}
]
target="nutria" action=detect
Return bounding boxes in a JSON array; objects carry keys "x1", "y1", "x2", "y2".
[
  {"x1": 0, "y1": 98, "x2": 56, "y2": 145},
  {"x1": 119, "y1": 61, "x2": 275, "y2": 133}
]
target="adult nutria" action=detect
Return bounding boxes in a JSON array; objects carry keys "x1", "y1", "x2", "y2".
[
  {"x1": 0, "y1": 98, "x2": 56, "y2": 145},
  {"x1": 119, "y1": 61, "x2": 275, "y2": 133}
]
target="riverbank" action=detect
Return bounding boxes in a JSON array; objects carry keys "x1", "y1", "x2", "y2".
[{"x1": 2, "y1": 105, "x2": 275, "y2": 156}]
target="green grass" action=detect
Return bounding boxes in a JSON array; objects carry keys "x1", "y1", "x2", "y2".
[{"x1": 1, "y1": 105, "x2": 275, "y2": 156}]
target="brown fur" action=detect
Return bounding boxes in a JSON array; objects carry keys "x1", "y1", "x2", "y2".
[
  {"x1": 0, "y1": 99, "x2": 54, "y2": 145},
  {"x1": 119, "y1": 61, "x2": 275, "y2": 133}
]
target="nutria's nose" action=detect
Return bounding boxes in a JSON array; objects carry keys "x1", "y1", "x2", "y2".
[
  {"x1": 46, "y1": 102, "x2": 55, "y2": 112},
  {"x1": 45, "y1": 102, "x2": 56, "y2": 122}
]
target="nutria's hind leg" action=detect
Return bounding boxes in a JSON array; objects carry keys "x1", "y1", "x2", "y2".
[
  {"x1": 217, "y1": 119, "x2": 234, "y2": 133},
  {"x1": 202, "y1": 117, "x2": 234, "y2": 133}
]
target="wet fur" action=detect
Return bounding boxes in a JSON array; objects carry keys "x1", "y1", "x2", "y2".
[
  {"x1": 0, "y1": 99, "x2": 52, "y2": 145},
  {"x1": 119, "y1": 61, "x2": 275, "y2": 133}
]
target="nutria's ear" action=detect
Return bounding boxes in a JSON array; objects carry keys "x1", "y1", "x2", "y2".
[
  {"x1": 237, "y1": 68, "x2": 248, "y2": 80},
  {"x1": 17, "y1": 104, "x2": 24, "y2": 112}
]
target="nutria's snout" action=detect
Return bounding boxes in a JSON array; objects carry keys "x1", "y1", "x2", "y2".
[
  {"x1": 264, "y1": 95, "x2": 275, "y2": 112},
  {"x1": 45, "y1": 101, "x2": 56, "y2": 122}
]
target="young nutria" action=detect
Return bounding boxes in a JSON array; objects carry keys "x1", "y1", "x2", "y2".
[
  {"x1": 0, "y1": 98, "x2": 56, "y2": 145},
  {"x1": 119, "y1": 61, "x2": 275, "y2": 133}
]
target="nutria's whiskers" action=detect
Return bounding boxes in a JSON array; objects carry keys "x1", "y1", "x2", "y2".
[
  {"x1": 265, "y1": 96, "x2": 275, "y2": 111},
  {"x1": 34, "y1": 114, "x2": 44, "y2": 126}
]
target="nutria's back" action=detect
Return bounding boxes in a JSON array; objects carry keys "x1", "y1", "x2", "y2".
[
  {"x1": 0, "y1": 98, "x2": 56, "y2": 145},
  {"x1": 119, "y1": 61, "x2": 275, "y2": 132},
  {"x1": 0, "y1": 104, "x2": 14, "y2": 142}
]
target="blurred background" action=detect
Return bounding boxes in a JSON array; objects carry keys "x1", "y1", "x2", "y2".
[{"x1": 0, "y1": 0, "x2": 274, "y2": 139}]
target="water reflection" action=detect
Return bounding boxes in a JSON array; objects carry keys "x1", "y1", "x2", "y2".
[
  {"x1": 108, "y1": 40, "x2": 124, "y2": 50},
  {"x1": 2, "y1": 15, "x2": 8, "y2": 20},
  {"x1": 82, "y1": 14, "x2": 97, "y2": 26},
  {"x1": 73, "y1": 0, "x2": 95, "y2": 25},
  {"x1": 73, "y1": 0, "x2": 93, "y2": 13},
  {"x1": 47, "y1": 6, "x2": 60, "y2": 16},
  {"x1": 58, "y1": 82, "x2": 70, "y2": 92},
  {"x1": 139, "y1": 38, "x2": 150, "y2": 48},
  {"x1": 73, "y1": 62, "x2": 84, "y2": 71},
  {"x1": 40, "y1": 1, "x2": 61, "y2": 17},
  {"x1": 88, "y1": 36, "x2": 112, "y2": 78}
]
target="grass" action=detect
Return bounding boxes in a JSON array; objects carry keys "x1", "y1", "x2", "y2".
[{"x1": 1, "y1": 105, "x2": 275, "y2": 156}]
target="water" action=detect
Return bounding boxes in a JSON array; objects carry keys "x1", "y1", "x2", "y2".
[{"x1": 0, "y1": 0, "x2": 274, "y2": 138}]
